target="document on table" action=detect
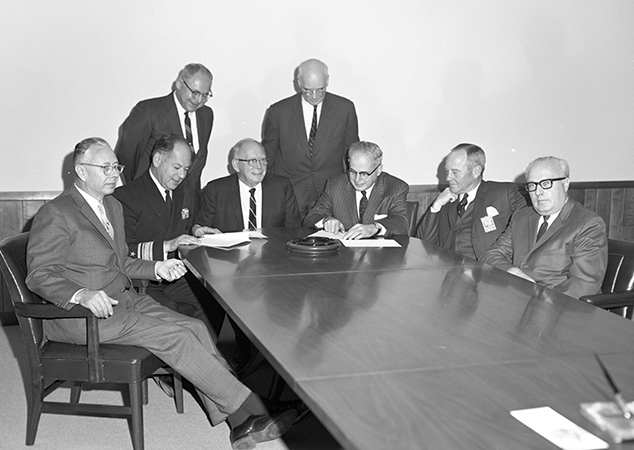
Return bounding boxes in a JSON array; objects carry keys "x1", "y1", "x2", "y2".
[
  {"x1": 199, "y1": 231, "x2": 267, "y2": 249},
  {"x1": 308, "y1": 230, "x2": 401, "y2": 248},
  {"x1": 511, "y1": 406, "x2": 608, "y2": 450}
]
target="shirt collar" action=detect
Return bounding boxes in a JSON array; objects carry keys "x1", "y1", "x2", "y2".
[{"x1": 149, "y1": 169, "x2": 169, "y2": 200}]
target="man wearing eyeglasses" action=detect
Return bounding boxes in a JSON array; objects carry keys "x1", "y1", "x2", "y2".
[
  {"x1": 304, "y1": 141, "x2": 409, "y2": 239},
  {"x1": 26, "y1": 137, "x2": 298, "y2": 449},
  {"x1": 113, "y1": 134, "x2": 225, "y2": 342},
  {"x1": 115, "y1": 63, "x2": 214, "y2": 195},
  {"x1": 417, "y1": 143, "x2": 527, "y2": 260},
  {"x1": 192, "y1": 138, "x2": 300, "y2": 373},
  {"x1": 262, "y1": 59, "x2": 359, "y2": 218},
  {"x1": 481, "y1": 156, "x2": 607, "y2": 299}
]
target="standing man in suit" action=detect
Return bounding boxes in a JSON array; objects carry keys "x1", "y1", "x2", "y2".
[
  {"x1": 113, "y1": 134, "x2": 225, "y2": 341},
  {"x1": 417, "y1": 143, "x2": 527, "y2": 260},
  {"x1": 262, "y1": 58, "x2": 359, "y2": 218},
  {"x1": 193, "y1": 138, "x2": 301, "y2": 373},
  {"x1": 481, "y1": 156, "x2": 608, "y2": 299},
  {"x1": 26, "y1": 137, "x2": 297, "y2": 449},
  {"x1": 304, "y1": 141, "x2": 410, "y2": 239},
  {"x1": 115, "y1": 63, "x2": 213, "y2": 194}
]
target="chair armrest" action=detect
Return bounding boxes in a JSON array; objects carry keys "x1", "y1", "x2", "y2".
[
  {"x1": 14, "y1": 302, "x2": 104, "y2": 382},
  {"x1": 13, "y1": 302, "x2": 94, "y2": 319},
  {"x1": 581, "y1": 291, "x2": 634, "y2": 309}
]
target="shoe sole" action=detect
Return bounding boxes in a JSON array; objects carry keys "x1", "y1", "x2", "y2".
[{"x1": 232, "y1": 410, "x2": 297, "y2": 450}]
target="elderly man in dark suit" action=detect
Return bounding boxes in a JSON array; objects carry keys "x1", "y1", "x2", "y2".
[
  {"x1": 262, "y1": 59, "x2": 359, "y2": 218},
  {"x1": 193, "y1": 138, "x2": 301, "y2": 373},
  {"x1": 25, "y1": 137, "x2": 297, "y2": 449},
  {"x1": 481, "y1": 156, "x2": 608, "y2": 299},
  {"x1": 304, "y1": 141, "x2": 409, "y2": 239},
  {"x1": 115, "y1": 63, "x2": 213, "y2": 194},
  {"x1": 113, "y1": 134, "x2": 225, "y2": 341},
  {"x1": 417, "y1": 143, "x2": 527, "y2": 260}
]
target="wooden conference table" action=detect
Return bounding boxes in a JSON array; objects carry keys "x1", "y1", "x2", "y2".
[{"x1": 181, "y1": 228, "x2": 634, "y2": 450}]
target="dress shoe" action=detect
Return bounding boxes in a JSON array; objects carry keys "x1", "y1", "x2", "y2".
[
  {"x1": 265, "y1": 399, "x2": 312, "y2": 425},
  {"x1": 153, "y1": 375, "x2": 175, "y2": 398},
  {"x1": 230, "y1": 410, "x2": 297, "y2": 450}
]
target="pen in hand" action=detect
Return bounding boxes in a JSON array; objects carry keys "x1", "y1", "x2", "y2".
[{"x1": 594, "y1": 353, "x2": 632, "y2": 419}]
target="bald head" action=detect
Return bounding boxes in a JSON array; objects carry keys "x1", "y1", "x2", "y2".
[{"x1": 297, "y1": 59, "x2": 329, "y2": 106}]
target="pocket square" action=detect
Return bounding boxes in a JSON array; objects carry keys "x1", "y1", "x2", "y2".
[
  {"x1": 485, "y1": 206, "x2": 499, "y2": 217},
  {"x1": 374, "y1": 214, "x2": 388, "y2": 220}
]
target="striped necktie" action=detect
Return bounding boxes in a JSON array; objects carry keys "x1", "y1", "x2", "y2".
[
  {"x1": 97, "y1": 202, "x2": 114, "y2": 239},
  {"x1": 308, "y1": 105, "x2": 318, "y2": 156},
  {"x1": 184, "y1": 112, "x2": 193, "y2": 147},
  {"x1": 359, "y1": 190, "x2": 368, "y2": 223},
  {"x1": 248, "y1": 188, "x2": 257, "y2": 230}
]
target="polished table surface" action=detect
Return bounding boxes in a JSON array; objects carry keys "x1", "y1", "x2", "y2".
[{"x1": 181, "y1": 228, "x2": 634, "y2": 450}]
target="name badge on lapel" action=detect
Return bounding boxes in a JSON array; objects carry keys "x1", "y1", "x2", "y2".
[
  {"x1": 181, "y1": 208, "x2": 190, "y2": 220},
  {"x1": 481, "y1": 206, "x2": 499, "y2": 233}
]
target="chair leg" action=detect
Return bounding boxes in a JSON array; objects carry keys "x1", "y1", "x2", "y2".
[
  {"x1": 173, "y1": 372, "x2": 184, "y2": 414},
  {"x1": 70, "y1": 381, "x2": 82, "y2": 404},
  {"x1": 142, "y1": 378, "x2": 148, "y2": 405},
  {"x1": 267, "y1": 373, "x2": 286, "y2": 401},
  {"x1": 129, "y1": 381, "x2": 145, "y2": 450},
  {"x1": 25, "y1": 381, "x2": 44, "y2": 445}
]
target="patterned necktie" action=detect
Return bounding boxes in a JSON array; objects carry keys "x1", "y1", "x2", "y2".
[
  {"x1": 165, "y1": 189, "x2": 172, "y2": 213},
  {"x1": 184, "y1": 112, "x2": 193, "y2": 147},
  {"x1": 456, "y1": 193, "x2": 468, "y2": 217},
  {"x1": 308, "y1": 105, "x2": 318, "y2": 156},
  {"x1": 97, "y1": 202, "x2": 114, "y2": 239},
  {"x1": 536, "y1": 215, "x2": 550, "y2": 242},
  {"x1": 359, "y1": 190, "x2": 368, "y2": 223},
  {"x1": 248, "y1": 188, "x2": 257, "y2": 230}
]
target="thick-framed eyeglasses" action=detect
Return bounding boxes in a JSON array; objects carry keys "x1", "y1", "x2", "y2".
[
  {"x1": 79, "y1": 163, "x2": 125, "y2": 176},
  {"x1": 236, "y1": 158, "x2": 269, "y2": 168},
  {"x1": 181, "y1": 78, "x2": 213, "y2": 101},
  {"x1": 347, "y1": 164, "x2": 381, "y2": 180},
  {"x1": 525, "y1": 177, "x2": 567, "y2": 192}
]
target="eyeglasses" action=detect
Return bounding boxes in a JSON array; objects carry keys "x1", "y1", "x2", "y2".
[
  {"x1": 300, "y1": 86, "x2": 326, "y2": 96},
  {"x1": 347, "y1": 164, "x2": 381, "y2": 180},
  {"x1": 525, "y1": 177, "x2": 567, "y2": 192},
  {"x1": 236, "y1": 158, "x2": 269, "y2": 168},
  {"x1": 80, "y1": 163, "x2": 125, "y2": 176},
  {"x1": 181, "y1": 78, "x2": 213, "y2": 101}
]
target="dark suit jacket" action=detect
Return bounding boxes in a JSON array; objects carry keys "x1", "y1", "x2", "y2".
[
  {"x1": 417, "y1": 181, "x2": 527, "y2": 259},
  {"x1": 196, "y1": 173, "x2": 301, "y2": 232},
  {"x1": 480, "y1": 200, "x2": 608, "y2": 299},
  {"x1": 262, "y1": 92, "x2": 359, "y2": 215},
  {"x1": 303, "y1": 172, "x2": 410, "y2": 235},
  {"x1": 115, "y1": 92, "x2": 213, "y2": 193},
  {"x1": 113, "y1": 171, "x2": 198, "y2": 260}
]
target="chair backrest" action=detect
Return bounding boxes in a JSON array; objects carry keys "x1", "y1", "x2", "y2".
[
  {"x1": 406, "y1": 201, "x2": 419, "y2": 237},
  {"x1": 0, "y1": 232, "x2": 47, "y2": 351},
  {"x1": 602, "y1": 239, "x2": 634, "y2": 294}
]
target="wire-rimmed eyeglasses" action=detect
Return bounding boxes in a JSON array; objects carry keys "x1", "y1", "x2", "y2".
[
  {"x1": 525, "y1": 177, "x2": 567, "y2": 192},
  {"x1": 80, "y1": 163, "x2": 125, "y2": 176},
  {"x1": 235, "y1": 158, "x2": 269, "y2": 168}
]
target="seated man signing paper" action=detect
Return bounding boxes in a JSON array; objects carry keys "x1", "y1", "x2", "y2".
[{"x1": 303, "y1": 141, "x2": 409, "y2": 239}]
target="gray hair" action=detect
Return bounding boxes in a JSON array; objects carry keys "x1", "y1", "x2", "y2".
[
  {"x1": 347, "y1": 141, "x2": 383, "y2": 166},
  {"x1": 451, "y1": 143, "x2": 486, "y2": 173},
  {"x1": 230, "y1": 138, "x2": 264, "y2": 160},
  {"x1": 526, "y1": 156, "x2": 570, "y2": 178},
  {"x1": 177, "y1": 63, "x2": 213, "y2": 83},
  {"x1": 73, "y1": 137, "x2": 110, "y2": 165}
]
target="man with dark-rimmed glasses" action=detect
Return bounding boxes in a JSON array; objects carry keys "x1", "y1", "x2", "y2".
[
  {"x1": 115, "y1": 63, "x2": 214, "y2": 195},
  {"x1": 304, "y1": 141, "x2": 410, "y2": 239},
  {"x1": 481, "y1": 156, "x2": 607, "y2": 299}
]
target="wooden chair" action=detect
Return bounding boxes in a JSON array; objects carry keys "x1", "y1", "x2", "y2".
[
  {"x1": 581, "y1": 239, "x2": 634, "y2": 319},
  {"x1": 405, "y1": 201, "x2": 419, "y2": 237},
  {"x1": 0, "y1": 233, "x2": 183, "y2": 450}
]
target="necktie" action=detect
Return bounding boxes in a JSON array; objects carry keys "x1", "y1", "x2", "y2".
[
  {"x1": 308, "y1": 105, "x2": 318, "y2": 156},
  {"x1": 359, "y1": 190, "x2": 368, "y2": 223},
  {"x1": 184, "y1": 112, "x2": 193, "y2": 147},
  {"x1": 536, "y1": 215, "x2": 550, "y2": 242},
  {"x1": 97, "y1": 202, "x2": 114, "y2": 239},
  {"x1": 165, "y1": 189, "x2": 172, "y2": 213},
  {"x1": 248, "y1": 188, "x2": 257, "y2": 230},
  {"x1": 456, "y1": 193, "x2": 468, "y2": 217}
]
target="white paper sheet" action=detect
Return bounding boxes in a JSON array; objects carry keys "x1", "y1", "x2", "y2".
[
  {"x1": 511, "y1": 406, "x2": 608, "y2": 450},
  {"x1": 308, "y1": 230, "x2": 401, "y2": 247},
  {"x1": 199, "y1": 231, "x2": 267, "y2": 249}
]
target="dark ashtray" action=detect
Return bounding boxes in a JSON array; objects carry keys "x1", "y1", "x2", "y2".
[{"x1": 286, "y1": 236, "x2": 341, "y2": 255}]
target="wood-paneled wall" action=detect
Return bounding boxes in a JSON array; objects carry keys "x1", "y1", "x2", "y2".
[{"x1": 1, "y1": 182, "x2": 633, "y2": 320}]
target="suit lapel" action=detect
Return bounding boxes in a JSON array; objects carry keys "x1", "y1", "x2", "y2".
[
  {"x1": 261, "y1": 177, "x2": 272, "y2": 227},
  {"x1": 165, "y1": 94, "x2": 183, "y2": 135},
  {"x1": 365, "y1": 174, "x2": 385, "y2": 222},
  {"x1": 229, "y1": 176, "x2": 244, "y2": 228},
  {"x1": 343, "y1": 182, "x2": 358, "y2": 224},
  {"x1": 471, "y1": 182, "x2": 488, "y2": 227},
  {"x1": 142, "y1": 173, "x2": 171, "y2": 229},
  {"x1": 291, "y1": 94, "x2": 311, "y2": 158},
  {"x1": 70, "y1": 186, "x2": 115, "y2": 247}
]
